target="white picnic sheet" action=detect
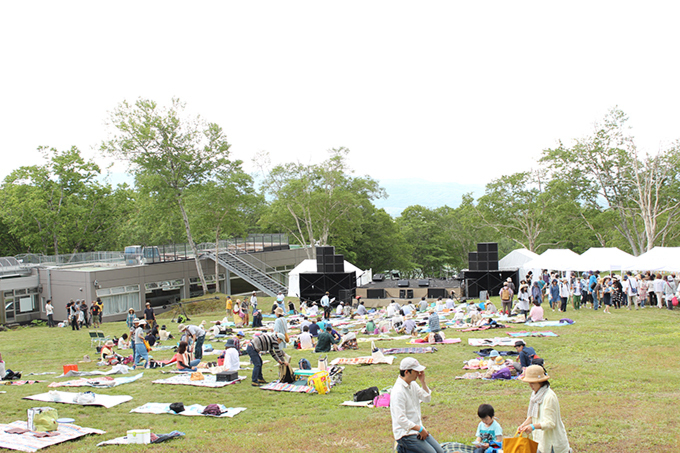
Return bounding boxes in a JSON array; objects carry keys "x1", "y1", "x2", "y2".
[
  {"x1": 340, "y1": 400, "x2": 373, "y2": 407},
  {"x1": 58, "y1": 365, "x2": 130, "y2": 378},
  {"x1": 152, "y1": 374, "x2": 246, "y2": 387},
  {"x1": 0, "y1": 421, "x2": 105, "y2": 452},
  {"x1": 130, "y1": 403, "x2": 246, "y2": 417},
  {"x1": 23, "y1": 391, "x2": 132, "y2": 408},
  {"x1": 467, "y1": 337, "x2": 519, "y2": 347},
  {"x1": 48, "y1": 373, "x2": 143, "y2": 388}
]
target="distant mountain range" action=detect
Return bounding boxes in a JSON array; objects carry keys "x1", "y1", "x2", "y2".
[{"x1": 374, "y1": 178, "x2": 486, "y2": 217}]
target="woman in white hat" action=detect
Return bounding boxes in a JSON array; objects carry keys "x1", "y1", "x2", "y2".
[
  {"x1": 518, "y1": 365, "x2": 571, "y2": 453},
  {"x1": 133, "y1": 319, "x2": 150, "y2": 369}
]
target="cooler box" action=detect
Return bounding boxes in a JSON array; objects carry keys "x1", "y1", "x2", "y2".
[
  {"x1": 63, "y1": 364, "x2": 78, "y2": 374},
  {"x1": 127, "y1": 429, "x2": 151, "y2": 444},
  {"x1": 216, "y1": 371, "x2": 238, "y2": 382}
]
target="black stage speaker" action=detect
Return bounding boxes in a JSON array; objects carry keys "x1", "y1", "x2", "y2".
[
  {"x1": 373, "y1": 274, "x2": 385, "y2": 282},
  {"x1": 367, "y1": 288, "x2": 386, "y2": 299},
  {"x1": 428, "y1": 288, "x2": 447, "y2": 299},
  {"x1": 418, "y1": 279, "x2": 429, "y2": 287},
  {"x1": 397, "y1": 279, "x2": 410, "y2": 287}
]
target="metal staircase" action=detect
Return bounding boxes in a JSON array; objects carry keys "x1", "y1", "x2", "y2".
[{"x1": 203, "y1": 250, "x2": 287, "y2": 297}]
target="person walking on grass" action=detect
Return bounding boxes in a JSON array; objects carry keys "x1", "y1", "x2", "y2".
[
  {"x1": 390, "y1": 357, "x2": 443, "y2": 453},
  {"x1": 178, "y1": 323, "x2": 206, "y2": 361}
]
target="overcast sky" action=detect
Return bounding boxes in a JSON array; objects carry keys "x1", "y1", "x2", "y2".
[{"x1": 2, "y1": 1, "x2": 679, "y2": 189}]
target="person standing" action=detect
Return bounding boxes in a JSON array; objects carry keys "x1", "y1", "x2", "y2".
[
  {"x1": 499, "y1": 282, "x2": 513, "y2": 315},
  {"x1": 240, "y1": 297, "x2": 251, "y2": 327},
  {"x1": 225, "y1": 296, "x2": 233, "y2": 318},
  {"x1": 517, "y1": 366, "x2": 571, "y2": 453},
  {"x1": 246, "y1": 332, "x2": 287, "y2": 387},
  {"x1": 571, "y1": 276, "x2": 582, "y2": 310},
  {"x1": 558, "y1": 278, "x2": 570, "y2": 312},
  {"x1": 320, "y1": 291, "x2": 331, "y2": 320},
  {"x1": 69, "y1": 301, "x2": 80, "y2": 331},
  {"x1": 250, "y1": 291, "x2": 258, "y2": 313},
  {"x1": 548, "y1": 280, "x2": 559, "y2": 312},
  {"x1": 531, "y1": 281, "x2": 543, "y2": 305},
  {"x1": 96, "y1": 298, "x2": 104, "y2": 325},
  {"x1": 91, "y1": 301, "x2": 101, "y2": 328},
  {"x1": 45, "y1": 299, "x2": 55, "y2": 327},
  {"x1": 143, "y1": 302, "x2": 156, "y2": 328},
  {"x1": 133, "y1": 319, "x2": 150, "y2": 369},
  {"x1": 178, "y1": 323, "x2": 207, "y2": 361},
  {"x1": 273, "y1": 307, "x2": 288, "y2": 348},
  {"x1": 390, "y1": 357, "x2": 443, "y2": 453}
]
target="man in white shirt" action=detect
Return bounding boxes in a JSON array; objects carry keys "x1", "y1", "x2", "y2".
[
  {"x1": 223, "y1": 339, "x2": 240, "y2": 372},
  {"x1": 45, "y1": 299, "x2": 55, "y2": 327},
  {"x1": 445, "y1": 297, "x2": 455, "y2": 310},
  {"x1": 320, "y1": 292, "x2": 331, "y2": 319},
  {"x1": 390, "y1": 357, "x2": 443, "y2": 453},
  {"x1": 356, "y1": 301, "x2": 368, "y2": 316},
  {"x1": 298, "y1": 325, "x2": 314, "y2": 350}
]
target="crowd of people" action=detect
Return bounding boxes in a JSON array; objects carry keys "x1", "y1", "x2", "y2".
[
  {"x1": 56, "y1": 298, "x2": 104, "y2": 330},
  {"x1": 516, "y1": 269, "x2": 680, "y2": 314}
]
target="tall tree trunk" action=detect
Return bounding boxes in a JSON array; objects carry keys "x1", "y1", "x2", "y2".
[{"x1": 178, "y1": 197, "x2": 209, "y2": 295}]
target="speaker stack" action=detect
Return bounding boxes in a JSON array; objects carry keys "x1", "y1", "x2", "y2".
[
  {"x1": 468, "y1": 243, "x2": 499, "y2": 271},
  {"x1": 316, "y1": 246, "x2": 345, "y2": 273}
]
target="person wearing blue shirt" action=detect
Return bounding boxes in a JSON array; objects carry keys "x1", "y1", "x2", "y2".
[{"x1": 320, "y1": 292, "x2": 331, "y2": 320}]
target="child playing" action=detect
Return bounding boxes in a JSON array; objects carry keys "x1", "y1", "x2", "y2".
[{"x1": 474, "y1": 404, "x2": 503, "y2": 453}]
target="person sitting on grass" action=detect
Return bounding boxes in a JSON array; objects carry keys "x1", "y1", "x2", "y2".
[
  {"x1": 298, "y1": 325, "x2": 315, "y2": 350},
  {"x1": 172, "y1": 341, "x2": 200, "y2": 372},
  {"x1": 528, "y1": 300, "x2": 545, "y2": 322},
  {"x1": 100, "y1": 340, "x2": 116, "y2": 361},
  {"x1": 473, "y1": 403, "x2": 503, "y2": 453},
  {"x1": 315, "y1": 325, "x2": 339, "y2": 353},
  {"x1": 117, "y1": 333, "x2": 130, "y2": 349},
  {"x1": 223, "y1": 339, "x2": 240, "y2": 372}
]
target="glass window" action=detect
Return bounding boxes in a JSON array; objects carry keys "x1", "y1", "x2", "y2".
[
  {"x1": 126, "y1": 285, "x2": 140, "y2": 292},
  {"x1": 15, "y1": 289, "x2": 26, "y2": 296},
  {"x1": 4, "y1": 291, "x2": 13, "y2": 298},
  {"x1": 96, "y1": 288, "x2": 112, "y2": 297}
]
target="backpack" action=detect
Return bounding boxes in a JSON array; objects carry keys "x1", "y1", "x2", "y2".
[
  {"x1": 353, "y1": 386, "x2": 379, "y2": 402},
  {"x1": 373, "y1": 393, "x2": 391, "y2": 407},
  {"x1": 500, "y1": 288, "x2": 510, "y2": 301},
  {"x1": 299, "y1": 358, "x2": 311, "y2": 370}
]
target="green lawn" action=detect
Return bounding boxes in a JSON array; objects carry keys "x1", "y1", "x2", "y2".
[{"x1": 1, "y1": 298, "x2": 679, "y2": 452}]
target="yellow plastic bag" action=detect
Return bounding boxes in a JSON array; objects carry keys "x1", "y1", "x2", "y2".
[
  {"x1": 307, "y1": 371, "x2": 331, "y2": 395},
  {"x1": 190, "y1": 372, "x2": 205, "y2": 381}
]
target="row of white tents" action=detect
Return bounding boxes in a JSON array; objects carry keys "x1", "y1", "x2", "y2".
[{"x1": 500, "y1": 247, "x2": 680, "y2": 280}]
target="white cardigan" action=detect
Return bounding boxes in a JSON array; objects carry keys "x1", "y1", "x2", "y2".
[{"x1": 531, "y1": 388, "x2": 570, "y2": 453}]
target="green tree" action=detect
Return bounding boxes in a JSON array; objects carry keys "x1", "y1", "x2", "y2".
[
  {"x1": 541, "y1": 108, "x2": 680, "y2": 255},
  {"x1": 102, "y1": 98, "x2": 233, "y2": 294},
  {"x1": 397, "y1": 205, "x2": 458, "y2": 277},
  {"x1": 258, "y1": 148, "x2": 385, "y2": 258},
  {"x1": 331, "y1": 205, "x2": 413, "y2": 273},
  {"x1": 1, "y1": 146, "x2": 113, "y2": 255}
]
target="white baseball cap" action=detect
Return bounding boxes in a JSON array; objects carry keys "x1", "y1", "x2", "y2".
[{"x1": 399, "y1": 357, "x2": 426, "y2": 372}]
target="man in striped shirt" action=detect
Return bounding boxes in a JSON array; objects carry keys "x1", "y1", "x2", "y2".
[{"x1": 246, "y1": 332, "x2": 288, "y2": 386}]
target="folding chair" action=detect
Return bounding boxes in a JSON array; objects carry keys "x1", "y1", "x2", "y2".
[
  {"x1": 89, "y1": 331, "x2": 99, "y2": 348},
  {"x1": 96, "y1": 331, "x2": 110, "y2": 347}
]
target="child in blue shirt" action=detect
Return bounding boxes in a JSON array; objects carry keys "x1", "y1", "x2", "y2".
[{"x1": 474, "y1": 404, "x2": 503, "y2": 453}]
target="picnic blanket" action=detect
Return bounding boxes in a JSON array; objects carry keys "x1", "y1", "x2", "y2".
[
  {"x1": 48, "y1": 373, "x2": 143, "y2": 388},
  {"x1": 507, "y1": 331, "x2": 558, "y2": 337},
  {"x1": 152, "y1": 374, "x2": 245, "y2": 388},
  {"x1": 131, "y1": 403, "x2": 246, "y2": 418},
  {"x1": 97, "y1": 430, "x2": 184, "y2": 446},
  {"x1": 441, "y1": 442, "x2": 476, "y2": 453},
  {"x1": 24, "y1": 391, "x2": 132, "y2": 408},
  {"x1": 1, "y1": 381, "x2": 45, "y2": 386},
  {"x1": 340, "y1": 400, "x2": 373, "y2": 407},
  {"x1": 58, "y1": 365, "x2": 130, "y2": 378},
  {"x1": 526, "y1": 320, "x2": 575, "y2": 327},
  {"x1": 467, "y1": 338, "x2": 517, "y2": 347},
  {"x1": 330, "y1": 356, "x2": 395, "y2": 366},
  {"x1": 0, "y1": 421, "x2": 104, "y2": 452},
  {"x1": 409, "y1": 338, "x2": 461, "y2": 345},
  {"x1": 259, "y1": 381, "x2": 316, "y2": 393},
  {"x1": 379, "y1": 347, "x2": 436, "y2": 354}
]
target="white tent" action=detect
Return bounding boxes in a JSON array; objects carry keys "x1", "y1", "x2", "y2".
[
  {"x1": 623, "y1": 247, "x2": 680, "y2": 272},
  {"x1": 499, "y1": 249, "x2": 540, "y2": 281},
  {"x1": 286, "y1": 259, "x2": 371, "y2": 298},
  {"x1": 575, "y1": 247, "x2": 634, "y2": 272},
  {"x1": 522, "y1": 249, "x2": 582, "y2": 272}
]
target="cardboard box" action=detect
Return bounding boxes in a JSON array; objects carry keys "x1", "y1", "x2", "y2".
[{"x1": 127, "y1": 429, "x2": 151, "y2": 444}]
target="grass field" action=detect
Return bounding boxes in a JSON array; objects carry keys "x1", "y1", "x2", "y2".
[{"x1": 1, "y1": 296, "x2": 679, "y2": 452}]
